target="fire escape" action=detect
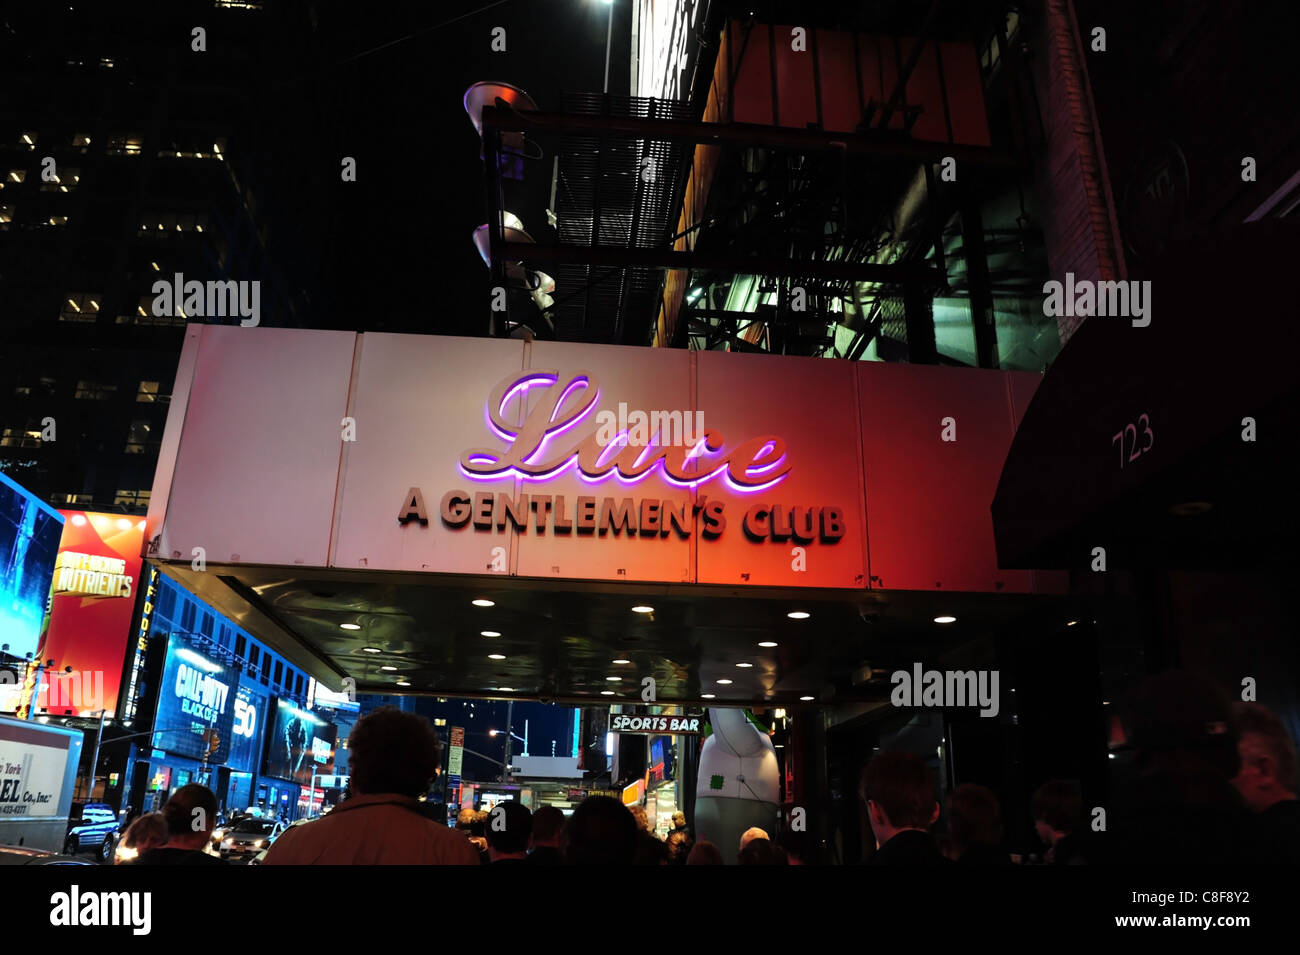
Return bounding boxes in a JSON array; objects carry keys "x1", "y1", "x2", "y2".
[{"x1": 470, "y1": 2, "x2": 1040, "y2": 366}]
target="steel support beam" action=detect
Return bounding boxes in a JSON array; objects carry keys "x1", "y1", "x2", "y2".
[
  {"x1": 496, "y1": 241, "x2": 944, "y2": 285},
  {"x1": 481, "y1": 106, "x2": 1018, "y2": 169}
]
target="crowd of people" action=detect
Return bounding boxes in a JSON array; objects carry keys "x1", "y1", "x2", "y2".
[{"x1": 117, "y1": 670, "x2": 1299, "y2": 865}]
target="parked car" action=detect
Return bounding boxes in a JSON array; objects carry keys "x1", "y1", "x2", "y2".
[
  {"x1": 219, "y1": 817, "x2": 285, "y2": 864},
  {"x1": 64, "y1": 803, "x2": 120, "y2": 863},
  {"x1": 0, "y1": 845, "x2": 95, "y2": 866}
]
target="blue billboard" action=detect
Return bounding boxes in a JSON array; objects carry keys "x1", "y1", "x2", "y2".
[
  {"x1": 152, "y1": 635, "x2": 237, "y2": 763},
  {"x1": 227, "y1": 682, "x2": 268, "y2": 774},
  {"x1": 0, "y1": 472, "x2": 64, "y2": 661},
  {"x1": 263, "y1": 698, "x2": 336, "y2": 785}
]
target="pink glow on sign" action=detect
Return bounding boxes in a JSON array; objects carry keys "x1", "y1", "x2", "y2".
[{"x1": 458, "y1": 370, "x2": 793, "y2": 491}]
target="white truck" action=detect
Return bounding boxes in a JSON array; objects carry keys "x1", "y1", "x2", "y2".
[{"x1": 0, "y1": 714, "x2": 85, "y2": 852}]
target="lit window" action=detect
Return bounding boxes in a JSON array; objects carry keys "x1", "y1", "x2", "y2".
[
  {"x1": 41, "y1": 168, "x2": 79, "y2": 192},
  {"x1": 61, "y1": 493, "x2": 93, "y2": 505},
  {"x1": 74, "y1": 380, "x2": 117, "y2": 400},
  {"x1": 19, "y1": 132, "x2": 36, "y2": 149},
  {"x1": 98, "y1": 58, "x2": 114, "y2": 69},
  {"x1": 124, "y1": 419, "x2": 153, "y2": 454},
  {"x1": 60, "y1": 294, "x2": 101, "y2": 323},
  {"x1": 0, "y1": 205, "x2": 13, "y2": 227},
  {"x1": 2, "y1": 169, "x2": 26, "y2": 188},
  {"x1": 106, "y1": 135, "x2": 142, "y2": 157},
  {"x1": 0, "y1": 428, "x2": 41, "y2": 449},
  {"x1": 47, "y1": 215, "x2": 68, "y2": 226},
  {"x1": 72, "y1": 134, "x2": 92, "y2": 151},
  {"x1": 136, "y1": 381, "x2": 161, "y2": 402},
  {"x1": 113, "y1": 489, "x2": 150, "y2": 507}
]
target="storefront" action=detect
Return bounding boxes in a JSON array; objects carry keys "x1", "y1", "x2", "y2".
[{"x1": 139, "y1": 325, "x2": 1080, "y2": 853}]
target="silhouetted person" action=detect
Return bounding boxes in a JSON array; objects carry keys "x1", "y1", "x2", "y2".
[
  {"x1": 1108, "y1": 670, "x2": 1271, "y2": 864},
  {"x1": 686, "y1": 840, "x2": 724, "y2": 865},
  {"x1": 634, "y1": 829, "x2": 671, "y2": 865},
  {"x1": 116, "y1": 812, "x2": 168, "y2": 864},
  {"x1": 135, "y1": 785, "x2": 226, "y2": 866},
  {"x1": 486, "y1": 801, "x2": 532, "y2": 864},
  {"x1": 665, "y1": 829, "x2": 692, "y2": 864},
  {"x1": 860, "y1": 751, "x2": 948, "y2": 865},
  {"x1": 564, "y1": 796, "x2": 637, "y2": 865},
  {"x1": 946, "y1": 784, "x2": 1011, "y2": 865},
  {"x1": 1232, "y1": 702, "x2": 1300, "y2": 863},
  {"x1": 527, "y1": 805, "x2": 565, "y2": 865},
  {"x1": 262, "y1": 707, "x2": 479, "y2": 865},
  {"x1": 1032, "y1": 780, "x2": 1088, "y2": 864},
  {"x1": 778, "y1": 827, "x2": 813, "y2": 865},
  {"x1": 738, "y1": 837, "x2": 787, "y2": 865}
]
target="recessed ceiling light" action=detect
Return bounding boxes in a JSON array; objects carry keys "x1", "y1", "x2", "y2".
[
  {"x1": 631, "y1": 605, "x2": 654, "y2": 614},
  {"x1": 605, "y1": 676, "x2": 621, "y2": 682},
  {"x1": 488, "y1": 653, "x2": 506, "y2": 660},
  {"x1": 934, "y1": 615, "x2": 957, "y2": 624},
  {"x1": 396, "y1": 680, "x2": 411, "y2": 687},
  {"x1": 787, "y1": 611, "x2": 810, "y2": 620},
  {"x1": 717, "y1": 678, "x2": 733, "y2": 685},
  {"x1": 701, "y1": 693, "x2": 716, "y2": 699},
  {"x1": 380, "y1": 666, "x2": 397, "y2": 672},
  {"x1": 498, "y1": 687, "x2": 514, "y2": 692},
  {"x1": 361, "y1": 647, "x2": 382, "y2": 654},
  {"x1": 480, "y1": 630, "x2": 501, "y2": 637},
  {"x1": 758, "y1": 641, "x2": 778, "y2": 648},
  {"x1": 612, "y1": 658, "x2": 631, "y2": 665},
  {"x1": 600, "y1": 690, "x2": 616, "y2": 696},
  {"x1": 340, "y1": 623, "x2": 361, "y2": 631},
  {"x1": 736, "y1": 662, "x2": 752, "y2": 668},
  {"x1": 800, "y1": 695, "x2": 815, "y2": 701},
  {"x1": 1066, "y1": 620, "x2": 1078, "y2": 627},
  {"x1": 472, "y1": 599, "x2": 495, "y2": 607}
]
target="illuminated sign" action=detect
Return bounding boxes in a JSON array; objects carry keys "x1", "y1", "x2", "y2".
[
  {"x1": 398, "y1": 370, "x2": 846, "y2": 546},
  {"x1": 264, "y1": 698, "x2": 336, "y2": 784},
  {"x1": 233, "y1": 696, "x2": 257, "y2": 738},
  {"x1": 610, "y1": 714, "x2": 702, "y2": 735},
  {"x1": 120, "y1": 566, "x2": 158, "y2": 724},
  {"x1": 41, "y1": 512, "x2": 146, "y2": 717},
  {"x1": 152, "y1": 637, "x2": 235, "y2": 762},
  {"x1": 174, "y1": 661, "x2": 230, "y2": 723},
  {"x1": 228, "y1": 683, "x2": 267, "y2": 773},
  {"x1": 52, "y1": 550, "x2": 133, "y2": 598},
  {"x1": 460, "y1": 371, "x2": 791, "y2": 489}
]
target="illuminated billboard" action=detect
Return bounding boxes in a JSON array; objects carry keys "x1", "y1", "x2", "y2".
[
  {"x1": 263, "y1": 698, "x2": 336, "y2": 785},
  {"x1": 152, "y1": 635, "x2": 236, "y2": 763},
  {"x1": 0, "y1": 472, "x2": 64, "y2": 664},
  {"x1": 35, "y1": 512, "x2": 146, "y2": 716}
]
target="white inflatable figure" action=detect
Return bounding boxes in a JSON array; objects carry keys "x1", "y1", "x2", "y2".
[{"x1": 694, "y1": 708, "x2": 780, "y2": 864}]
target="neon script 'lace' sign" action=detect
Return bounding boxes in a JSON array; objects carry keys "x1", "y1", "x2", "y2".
[{"x1": 459, "y1": 371, "x2": 792, "y2": 492}]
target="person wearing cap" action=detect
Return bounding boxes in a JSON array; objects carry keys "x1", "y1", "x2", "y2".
[
  {"x1": 1108, "y1": 670, "x2": 1272, "y2": 864},
  {"x1": 1231, "y1": 702, "x2": 1300, "y2": 863}
]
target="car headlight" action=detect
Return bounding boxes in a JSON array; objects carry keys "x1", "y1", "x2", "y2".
[
  {"x1": 253, "y1": 839, "x2": 265, "y2": 848},
  {"x1": 116, "y1": 846, "x2": 138, "y2": 862},
  {"x1": 222, "y1": 839, "x2": 233, "y2": 848},
  {"x1": 212, "y1": 829, "x2": 225, "y2": 841}
]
